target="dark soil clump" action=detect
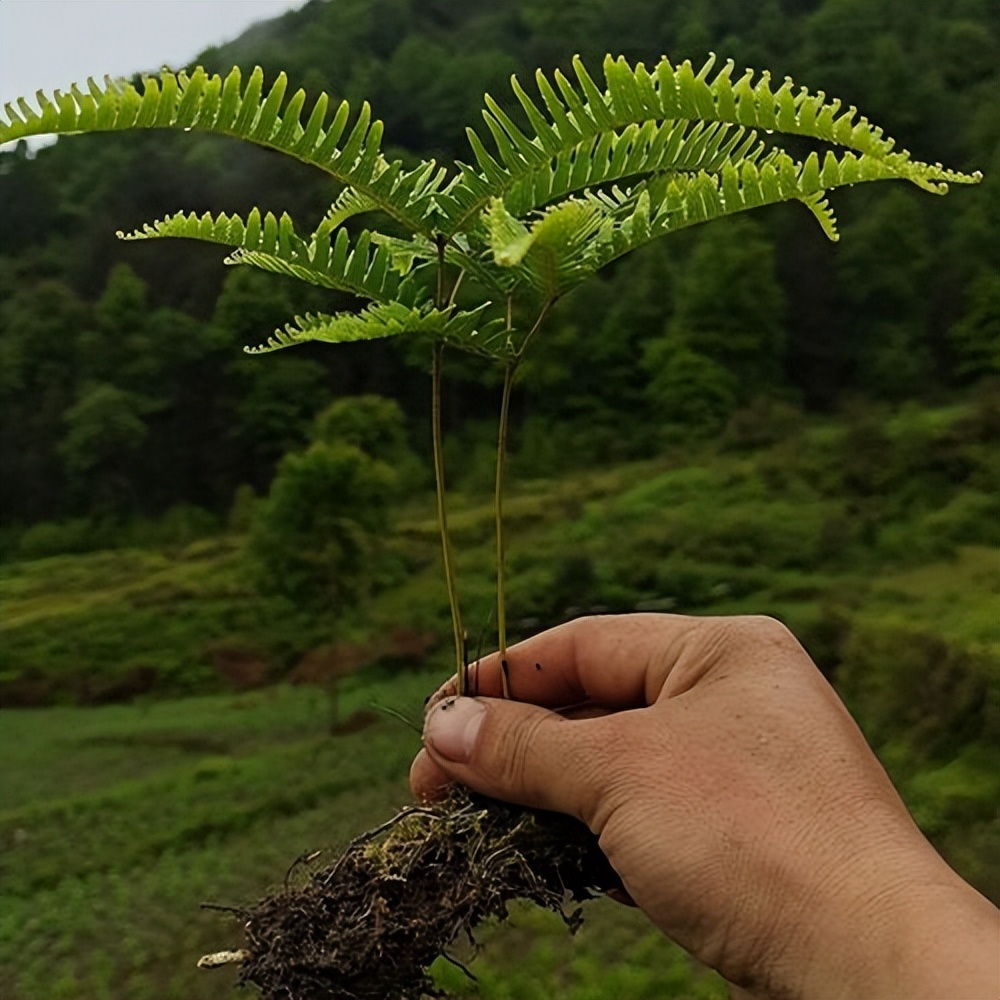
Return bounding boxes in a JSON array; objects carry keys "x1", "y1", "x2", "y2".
[{"x1": 210, "y1": 790, "x2": 619, "y2": 999}]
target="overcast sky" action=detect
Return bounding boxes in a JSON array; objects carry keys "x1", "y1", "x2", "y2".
[{"x1": 1, "y1": 0, "x2": 308, "y2": 122}]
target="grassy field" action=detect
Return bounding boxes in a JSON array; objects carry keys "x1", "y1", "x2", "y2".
[
  {"x1": 1, "y1": 403, "x2": 997, "y2": 997},
  {"x1": 0, "y1": 677, "x2": 724, "y2": 1000}
]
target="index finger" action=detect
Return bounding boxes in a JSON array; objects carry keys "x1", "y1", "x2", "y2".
[{"x1": 466, "y1": 613, "x2": 719, "y2": 709}]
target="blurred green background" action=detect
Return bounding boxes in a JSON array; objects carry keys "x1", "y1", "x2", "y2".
[{"x1": 1, "y1": 0, "x2": 997, "y2": 997}]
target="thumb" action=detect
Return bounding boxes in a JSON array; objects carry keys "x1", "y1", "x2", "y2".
[{"x1": 422, "y1": 695, "x2": 609, "y2": 827}]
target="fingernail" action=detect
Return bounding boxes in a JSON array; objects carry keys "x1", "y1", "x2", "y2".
[{"x1": 425, "y1": 696, "x2": 485, "y2": 764}]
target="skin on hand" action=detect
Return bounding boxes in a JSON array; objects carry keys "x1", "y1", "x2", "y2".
[{"x1": 410, "y1": 614, "x2": 999, "y2": 1000}]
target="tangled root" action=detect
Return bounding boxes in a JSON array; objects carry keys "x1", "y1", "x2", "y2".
[{"x1": 202, "y1": 790, "x2": 619, "y2": 999}]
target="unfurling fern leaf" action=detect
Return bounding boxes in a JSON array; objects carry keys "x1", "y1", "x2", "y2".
[{"x1": 488, "y1": 197, "x2": 607, "y2": 298}]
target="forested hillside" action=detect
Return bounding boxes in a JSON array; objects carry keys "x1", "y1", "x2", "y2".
[{"x1": 1, "y1": 0, "x2": 997, "y2": 547}]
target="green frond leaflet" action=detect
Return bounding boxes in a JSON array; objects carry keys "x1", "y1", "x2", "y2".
[
  {"x1": 120, "y1": 207, "x2": 302, "y2": 256},
  {"x1": 437, "y1": 52, "x2": 981, "y2": 235},
  {"x1": 120, "y1": 209, "x2": 424, "y2": 304},
  {"x1": 488, "y1": 199, "x2": 534, "y2": 267},
  {"x1": 245, "y1": 301, "x2": 503, "y2": 356},
  {"x1": 1, "y1": 67, "x2": 443, "y2": 236}
]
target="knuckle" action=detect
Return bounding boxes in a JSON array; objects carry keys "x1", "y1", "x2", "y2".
[
  {"x1": 739, "y1": 614, "x2": 797, "y2": 644},
  {"x1": 561, "y1": 612, "x2": 615, "y2": 648},
  {"x1": 710, "y1": 614, "x2": 799, "y2": 656}
]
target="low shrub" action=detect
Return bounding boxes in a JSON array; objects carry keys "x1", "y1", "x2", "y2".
[
  {"x1": 17, "y1": 518, "x2": 106, "y2": 560},
  {"x1": 838, "y1": 622, "x2": 998, "y2": 764}
]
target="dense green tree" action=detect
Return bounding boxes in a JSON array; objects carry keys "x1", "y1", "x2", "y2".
[
  {"x1": 517, "y1": 0, "x2": 607, "y2": 68},
  {"x1": 212, "y1": 266, "x2": 296, "y2": 347},
  {"x1": 58, "y1": 382, "x2": 150, "y2": 514},
  {"x1": 211, "y1": 267, "x2": 333, "y2": 484},
  {"x1": 800, "y1": 0, "x2": 887, "y2": 99},
  {"x1": 314, "y1": 394, "x2": 419, "y2": 477},
  {"x1": 0, "y1": 280, "x2": 91, "y2": 520},
  {"x1": 79, "y1": 263, "x2": 159, "y2": 388},
  {"x1": 94, "y1": 262, "x2": 148, "y2": 336},
  {"x1": 950, "y1": 144, "x2": 1000, "y2": 266},
  {"x1": 643, "y1": 342, "x2": 739, "y2": 431},
  {"x1": 940, "y1": 18, "x2": 996, "y2": 89},
  {"x1": 228, "y1": 353, "x2": 332, "y2": 482},
  {"x1": 674, "y1": 0, "x2": 715, "y2": 62},
  {"x1": 836, "y1": 189, "x2": 934, "y2": 397},
  {"x1": 660, "y1": 218, "x2": 786, "y2": 395},
  {"x1": 0, "y1": 279, "x2": 88, "y2": 400},
  {"x1": 0, "y1": 141, "x2": 56, "y2": 251},
  {"x1": 518, "y1": 238, "x2": 674, "y2": 456},
  {"x1": 949, "y1": 269, "x2": 1000, "y2": 381},
  {"x1": 250, "y1": 441, "x2": 397, "y2": 611}
]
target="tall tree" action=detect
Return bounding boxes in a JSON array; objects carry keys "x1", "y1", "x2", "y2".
[
  {"x1": 0, "y1": 280, "x2": 90, "y2": 520},
  {"x1": 59, "y1": 382, "x2": 150, "y2": 515},
  {"x1": 837, "y1": 189, "x2": 934, "y2": 397},
  {"x1": 660, "y1": 217, "x2": 787, "y2": 395}
]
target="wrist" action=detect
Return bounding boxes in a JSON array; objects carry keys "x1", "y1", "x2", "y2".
[
  {"x1": 870, "y1": 875, "x2": 998, "y2": 1000},
  {"x1": 801, "y1": 856, "x2": 998, "y2": 999}
]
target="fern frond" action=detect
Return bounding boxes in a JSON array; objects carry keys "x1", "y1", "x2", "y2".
[
  {"x1": 437, "y1": 53, "x2": 982, "y2": 235},
  {"x1": 234, "y1": 227, "x2": 426, "y2": 305},
  {"x1": 322, "y1": 181, "x2": 382, "y2": 231},
  {"x1": 245, "y1": 301, "x2": 503, "y2": 355},
  {"x1": 120, "y1": 207, "x2": 303, "y2": 256},
  {"x1": 502, "y1": 118, "x2": 770, "y2": 218},
  {"x1": 122, "y1": 209, "x2": 425, "y2": 304},
  {"x1": 319, "y1": 158, "x2": 447, "y2": 230},
  {"x1": 586, "y1": 145, "x2": 941, "y2": 272},
  {"x1": 0, "y1": 67, "x2": 442, "y2": 235}
]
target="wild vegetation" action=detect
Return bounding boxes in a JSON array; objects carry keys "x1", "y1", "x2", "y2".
[{"x1": 0, "y1": 0, "x2": 997, "y2": 997}]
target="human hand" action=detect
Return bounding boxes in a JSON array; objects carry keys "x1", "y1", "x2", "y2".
[{"x1": 410, "y1": 614, "x2": 999, "y2": 999}]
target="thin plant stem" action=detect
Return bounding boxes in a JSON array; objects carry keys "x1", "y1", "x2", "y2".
[
  {"x1": 447, "y1": 269, "x2": 465, "y2": 308},
  {"x1": 492, "y1": 300, "x2": 554, "y2": 696},
  {"x1": 431, "y1": 234, "x2": 466, "y2": 691},
  {"x1": 432, "y1": 343, "x2": 465, "y2": 691},
  {"x1": 494, "y1": 361, "x2": 515, "y2": 697}
]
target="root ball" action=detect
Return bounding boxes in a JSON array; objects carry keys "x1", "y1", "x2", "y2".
[{"x1": 225, "y1": 791, "x2": 619, "y2": 999}]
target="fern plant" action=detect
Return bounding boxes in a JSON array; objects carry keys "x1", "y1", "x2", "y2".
[{"x1": 2, "y1": 52, "x2": 981, "y2": 687}]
